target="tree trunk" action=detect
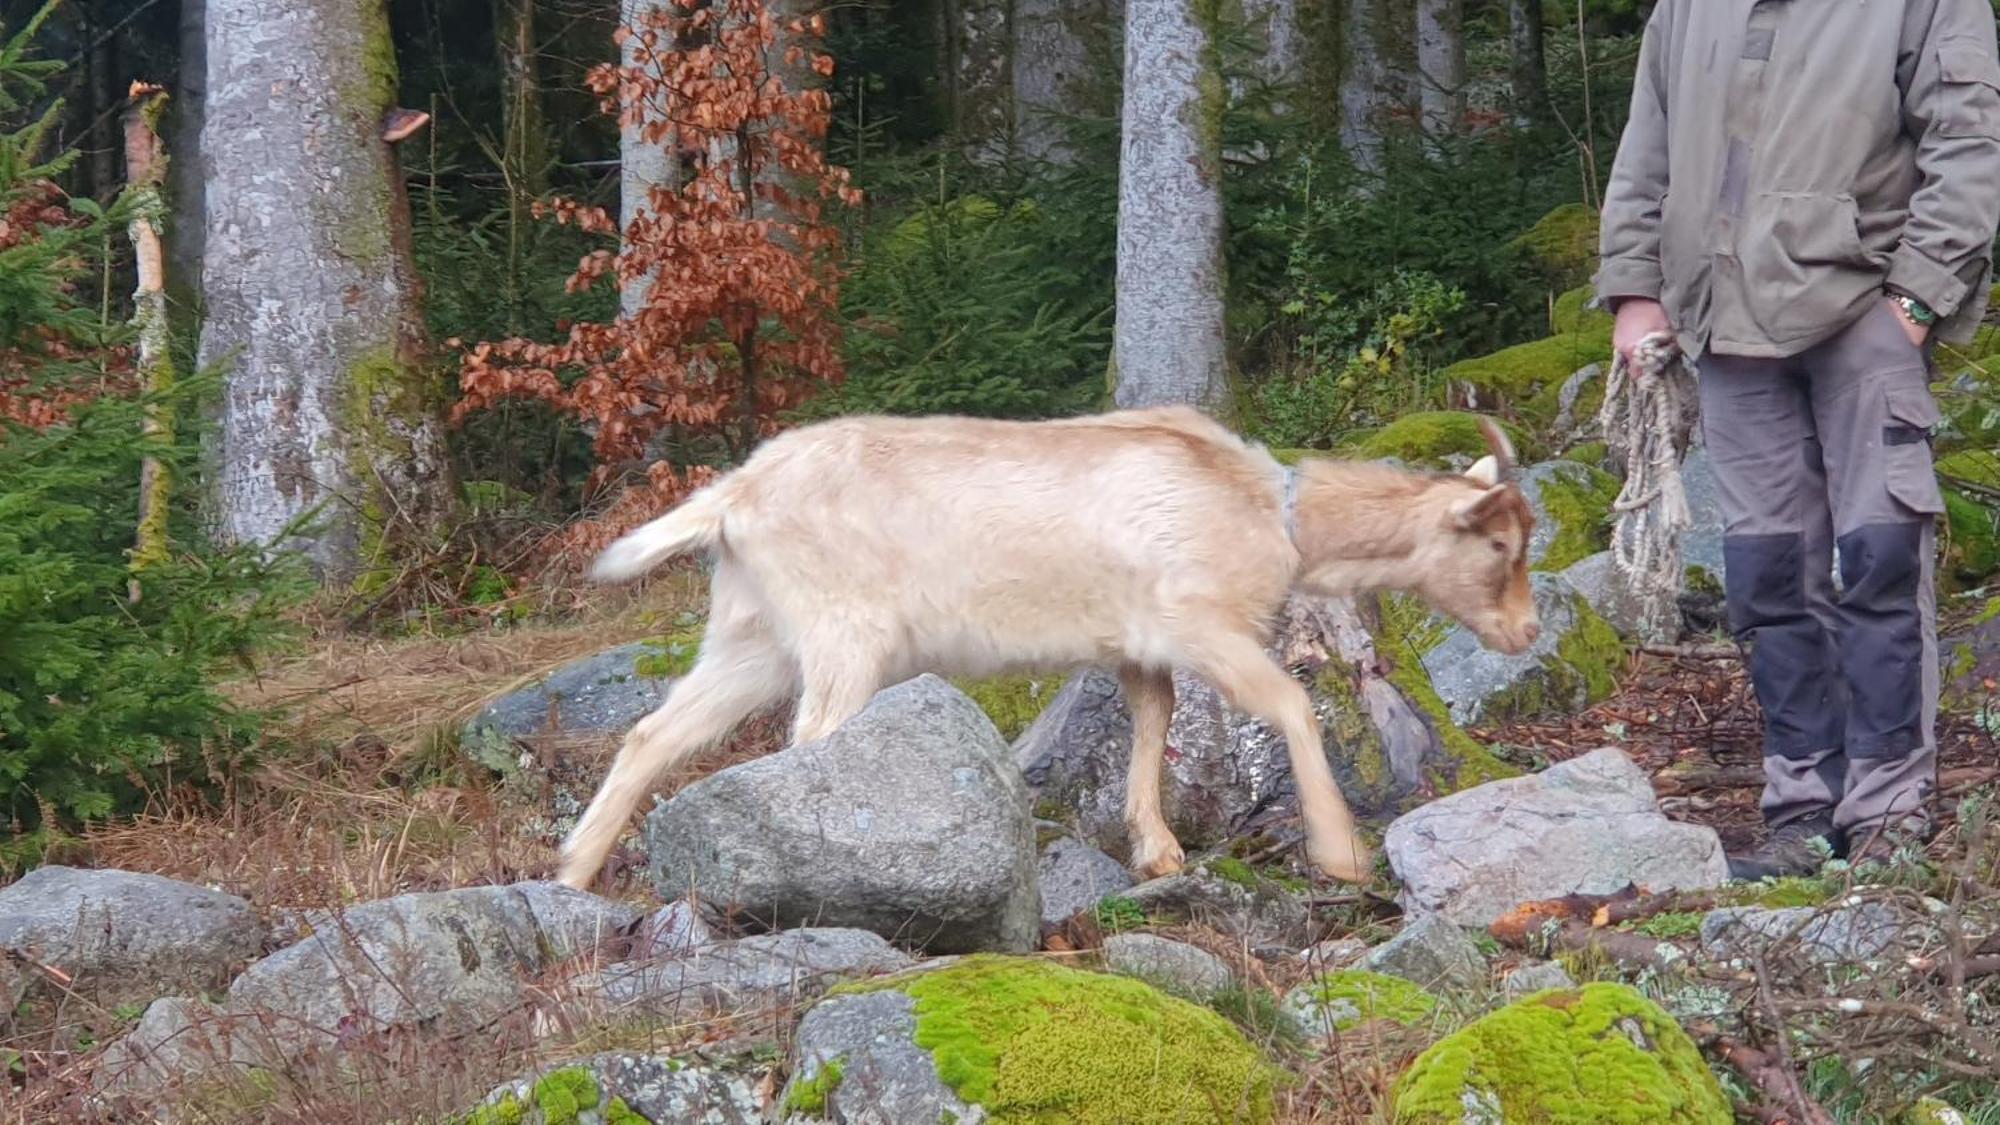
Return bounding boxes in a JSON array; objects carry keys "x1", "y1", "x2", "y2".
[
  {"x1": 199, "y1": 0, "x2": 452, "y2": 582},
  {"x1": 950, "y1": 0, "x2": 1014, "y2": 164},
  {"x1": 1011, "y1": 0, "x2": 1106, "y2": 164},
  {"x1": 1339, "y1": 0, "x2": 1394, "y2": 173},
  {"x1": 1112, "y1": 0, "x2": 1230, "y2": 415},
  {"x1": 1508, "y1": 0, "x2": 1547, "y2": 124},
  {"x1": 1243, "y1": 0, "x2": 1302, "y2": 86},
  {"x1": 84, "y1": 3, "x2": 117, "y2": 202},
  {"x1": 168, "y1": 0, "x2": 205, "y2": 314},
  {"x1": 619, "y1": 0, "x2": 677, "y2": 319},
  {"x1": 1415, "y1": 0, "x2": 1462, "y2": 138},
  {"x1": 124, "y1": 85, "x2": 172, "y2": 606},
  {"x1": 496, "y1": 0, "x2": 547, "y2": 334}
]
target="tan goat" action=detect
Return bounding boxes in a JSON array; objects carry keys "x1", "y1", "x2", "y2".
[{"x1": 556, "y1": 405, "x2": 1540, "y2": 892}]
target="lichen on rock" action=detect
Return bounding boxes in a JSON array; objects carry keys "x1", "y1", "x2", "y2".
[
  {"x1": 1390, "y1": 982, "x2": 1731, "y2": 1124},
  {"x1": 1282, "y1": 969, "x2": 1440, "y2": 1035}
]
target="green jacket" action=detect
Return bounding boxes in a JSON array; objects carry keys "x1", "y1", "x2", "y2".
[{"x1": 1595, "y1": 0, "x2": 2000, "y2": 357}]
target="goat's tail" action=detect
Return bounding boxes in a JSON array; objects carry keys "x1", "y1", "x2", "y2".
[{"x1": 589, "y1": 484, "x2": 729, "y2": 583}]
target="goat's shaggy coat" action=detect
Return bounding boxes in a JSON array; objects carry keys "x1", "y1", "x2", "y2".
[{"x1": 558, "y1": 406, "x2": 1539, "y2": 891}]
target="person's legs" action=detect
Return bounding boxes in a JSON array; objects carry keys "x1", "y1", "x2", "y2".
[
  {"x1": 1804, "y1": 301, "x2": 1944, "y2": 858},
  {"x1": 1697, "y1": 348, "x2": 1849, "y2": 878}
]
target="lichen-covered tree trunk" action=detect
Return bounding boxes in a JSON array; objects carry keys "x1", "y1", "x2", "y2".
[
  {"x1": 199, "y1": 0, "x2": 452, "y2": 582},
  {"x1": 619, "y1": 0, "x2": 677, "y2": 319},
  {"x1": 1508, "y1": 0, "x2": 1547, "y2": 124},
  {"x1": 1012, "y1": 0, "x2": 1108, "y2": 164},
  {"x1": 1415, "y1": 0, "x2": 1463, "y2": 138},
  {"x1": 1112, "y1": 0, "x2": 1230, "y2": 415},
  {"x1": 1243, "y1": 0, "x2": 1302, "y2": 85},
  {"x1": 1339, "y1": 0, "x2": 1396, "y2": 173},
  {"x1": 125, "y1": 87, "x2": 173, "y2": 606},
  {"x1": 950, "y1": 0, "x2": 1015, "y2": 164}
]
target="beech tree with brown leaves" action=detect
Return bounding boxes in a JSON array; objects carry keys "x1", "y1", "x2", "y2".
[{"x1": 454, "y1": 0, "x2": 857, "y2": 561}]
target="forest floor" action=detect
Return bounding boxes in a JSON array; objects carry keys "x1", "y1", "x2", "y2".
[{"x1": 14, "y1": 582, "x2": 2000, "y2": 1123}]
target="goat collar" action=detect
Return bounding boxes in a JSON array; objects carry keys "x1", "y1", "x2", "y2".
[{"x1": 1279, "y1": 465, "x2": 1302, "y2": 543}]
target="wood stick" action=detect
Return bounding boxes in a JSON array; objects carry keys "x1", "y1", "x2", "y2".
[{"x1": 123, "y1": 81, "x2": 172, "y2": 605}]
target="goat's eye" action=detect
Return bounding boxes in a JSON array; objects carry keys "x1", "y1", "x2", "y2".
[{"x1": 1490, "y1": 540, "x2": 1507, "y2": 554}]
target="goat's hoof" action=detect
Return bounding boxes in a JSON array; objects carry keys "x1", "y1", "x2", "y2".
[
  {"x1": 1308, "y1": 839, "x2": 1373, "y2": 884},
  {"x1": 1133, "y1": 841, "x2": 1185, "y2": 880}
]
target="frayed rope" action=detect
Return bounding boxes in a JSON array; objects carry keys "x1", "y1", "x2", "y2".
[{"x1": 1595, "y1": 331, "x2": 1699, "y2": 643}]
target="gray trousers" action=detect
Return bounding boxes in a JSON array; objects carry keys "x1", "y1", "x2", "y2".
[{"x1": 1697, "y1": 300, "x2": 1943, "y2": 842}]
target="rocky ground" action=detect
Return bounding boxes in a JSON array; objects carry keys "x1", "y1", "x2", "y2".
[{"x1": 5, "y1": 417, "x2": 2000, "y2": 1122}]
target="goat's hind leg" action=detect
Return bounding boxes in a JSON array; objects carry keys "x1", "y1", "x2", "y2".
[
  {"x1": 556, "y1": 628, "x2": 794, "y2": 890},
  {"x1": 1119, "y1": 664, "x2": 1183, "y2": 878}
]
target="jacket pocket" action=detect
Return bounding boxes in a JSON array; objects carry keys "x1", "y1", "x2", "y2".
[
  {"x1": 1742, "y1": 193, "x2": 1873, "y2": 338},
  {"x1": 1936, "y1": 39, "x2": 2000, "y2": 141},
  {"x1": 1882, "y1": 383, "x2": 1946, "y2": 517}
]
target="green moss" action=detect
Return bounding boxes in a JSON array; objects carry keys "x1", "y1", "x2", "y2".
[
  {"x1": 1092, "y1": 896, "x2": 1147, "y2": 934},
  {"x1": 1298, "y1": 970, "x2": 1439, "y2": 1031},
  {"x1": 1621, "y1": 912, "x2": 1703, "y2": 940},
  {"x1": 1563, "y1": 441, "x2": 1610, "y2": 469},
  {"x1": 1512, "y1": 204, "x2": 1602, "y2": 282},
  {"x1": 1374, "y1": 601, "x2": 1520, "y2": 791},
  {"x1": 1943, "y1": 489, "x2": 2000, "y2": 587},
  {"x1": 1902, "y1": 1096, "x2": 1970, "y2": 1125},
  {"x1": 1203, "y1": 856, "x2": 1259, "y2": 888},
  {"x1": 1267, "y1": 447, "x2": 1313, "y2": 467},
  {"x1": 531, "y1": 1067, "x2": 597, "y2": 1124},
  {"x1": 1352, "y1": 411, "x2": 1533, "y2": 467},
  {"x1": 358, "y1": 2, "x2": 400, "y2": 110},
  {"x1": 1551, "y1": 286, "x2": 1612, "y2": 336},
  {"x1": 1478, "y1": 599, "x2": 1626, "y2": 722},
  {"x1": 953, "y1": 674, "x2": 1067, "y2": 741},
  {"x1": 834, "y1": 955, "x2": 1283, "y2": 1124},
  {"x1": 1976, "y1": 596, "x2": 2000, "y2": 627},
  {"x1": 465, "y1": 1095, "x2": 527, "y2": 1125},
  {"x1": 634, "y1": 625, "x2": 705, "y2": 678},
  {"x1": 1531, "y1": 464, "x2": 1621, "y2": 572},
  {"x1": 1391, "y1": 983, "x2": 1731, "y2": 1124},
  {"x1": 1314, "y1": 662, "x2": 1392, "y2": 793},
  {"x1": 1439, "y1": 332, "x2": 1612, "y2": 426},
  {"x1": 1714, "y1": 875, "x2": 1836, "y2": 909},
  {"x1": 785, "y1": 1058, "x2": 846, "y2": 1117}
]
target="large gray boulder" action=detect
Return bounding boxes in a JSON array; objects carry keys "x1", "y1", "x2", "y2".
[
  {"x1": 474, "y1": 1052, "x2": 765, "y2": 1124},
  {"x1": 461, "y1": 637, "x2": 692, "y2": 774},
  {"x1": 1384, "y1": 747, "x2": 1728, "y2": 926},
  {"x1": 225, "y1": 882, "x2": 636, "y2": 1056},
  {"x1": 782, "y1": 990, "x2": 987, "y2": 1124},
  {"x1": 0, "y1": 867, "x2": 263, "y2": 1040},
  {"x1": 1035, "y1": 837, "x2": 1134, "y2": 928},
  {"x1": 1418, "y1": 573, "x2": 1624, "y2": 726},
  {"x1": 645, "y1": 675, "x2": 1040, "y2": 954},
  {"x1": 1514, "y1": 460, "x2": 1618, "y2": 570},
  {"x1": 577, "y1": 929, "x2": 914, "y2": 1018},
  {"x1": 92, "y1": 996, "x2": 269, "y2": 1103},
  {"x1": 1701, "y1": 901, "x2": 1906, "y2": 966},
  {"x1": 1018, "y1": 595, "x2": 1511, "y2": 861}
]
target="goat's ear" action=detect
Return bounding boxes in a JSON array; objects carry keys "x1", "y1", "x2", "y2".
[
  {"x1": 1451, "y1": 484, "x2": 1513, "y2": 530},
  {"x1": 1465, "y1": 455, "x2": 1500, "y2": 487}
]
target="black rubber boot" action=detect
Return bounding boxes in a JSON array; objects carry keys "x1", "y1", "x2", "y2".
[{"x1": 1725, "y1": 812, "x2": 1842, "y2": 881}]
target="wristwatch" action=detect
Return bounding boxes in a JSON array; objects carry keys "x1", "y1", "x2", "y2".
[{"x1": 1890, "y1": 291, "x2": 1937, "y2": 326}]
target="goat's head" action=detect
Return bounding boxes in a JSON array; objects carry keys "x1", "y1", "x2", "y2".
[{"x1": 1405, "y1": 418, "x2": 1541, "y2": 655}]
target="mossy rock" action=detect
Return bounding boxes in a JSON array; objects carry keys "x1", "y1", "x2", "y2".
[
  {"x1": 1518, "y1": 461, "x2": 1621, "y2": 573},
  {"x1": 1562, "y1": 441, "x2": 1609, "y2": 469},
  {"x1": 816, "y1": 954, "x2": 1286, "y2": 1123},
  {"x1": 464, "y1": 1066, "x2": 647, "y2": 1125},
  {"x1": 1439, "y1": 330, "x2": 1613, "y2": 428},
  {"x1": 953, "y1": 674, "x2": 1068, "y2": 741},
  {"x1": 1512, "y1": 204, "x2": 1601, "y2": 284},
  {"x1": 1349, "y1": 411, "x2": 1534, "y2": 468},
  {"x1": 1282, "y1": 969, "x2": 1440, "y2": 1034},
  {"x1": 1390, "y1": 983, "x2": 1731, "y2": 1124},
  {"x1": 1902, "y1": 1096, "x2": 1971, "y2": 1125},
  {"x1": 1417, "y1": 575, "x2": 1627, "y2": 726},
  {"x1": 1550, "y1": 285, "x2": 1613, "y2": 336}
]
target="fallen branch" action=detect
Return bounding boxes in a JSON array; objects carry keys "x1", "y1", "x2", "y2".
[
  {"x1": 1702, "y1": 1031, "x2": 1837, "y2": 1125},
  {"x1": 1640, "y1": 642, "x2": 1741, "y2": 660}
]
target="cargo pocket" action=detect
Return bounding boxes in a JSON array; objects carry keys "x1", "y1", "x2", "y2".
[
  {"x1": 1745, "y1": 193, "x2": 1872, "y2": 338},
  {"x1": 1937, "y1": 39, "x2": 2000, "y2": 141},
  {"x1": 1882, "y1": 383, "x2": 1946, "y2": 517}
]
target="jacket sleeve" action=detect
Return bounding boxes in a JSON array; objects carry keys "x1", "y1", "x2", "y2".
[
  {"x1": 1892, "y1": 0, "x2": 2000, "y2": 320},
  {"x1": 1593, "y1": 1, "x2": 1675, "y2": 310}
]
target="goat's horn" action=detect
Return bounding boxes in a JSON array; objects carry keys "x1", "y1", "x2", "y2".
[{"x1": 1475, "y1": 416, "x2": 1517, "y2": 481}]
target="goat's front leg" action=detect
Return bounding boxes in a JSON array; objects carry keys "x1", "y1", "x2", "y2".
[
  {"x1": 1192, "y1": 634, "x2": 1372, "y2": 883},
  {"x1": 1118, "y1": 664, "x2": 1182, "y2": 878}
]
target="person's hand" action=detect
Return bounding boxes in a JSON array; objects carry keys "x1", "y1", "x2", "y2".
[
  {"x1": 1886, "y1": 296, "x2": 1930, "y2": 350},
  {"x1": 1612, "y1": 297, "x2": 1672, "y2": 368}
]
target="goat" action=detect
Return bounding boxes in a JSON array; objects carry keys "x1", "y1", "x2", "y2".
[{"x1": 556, "y1": 405, "x2": 1539, "y2": 892}]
